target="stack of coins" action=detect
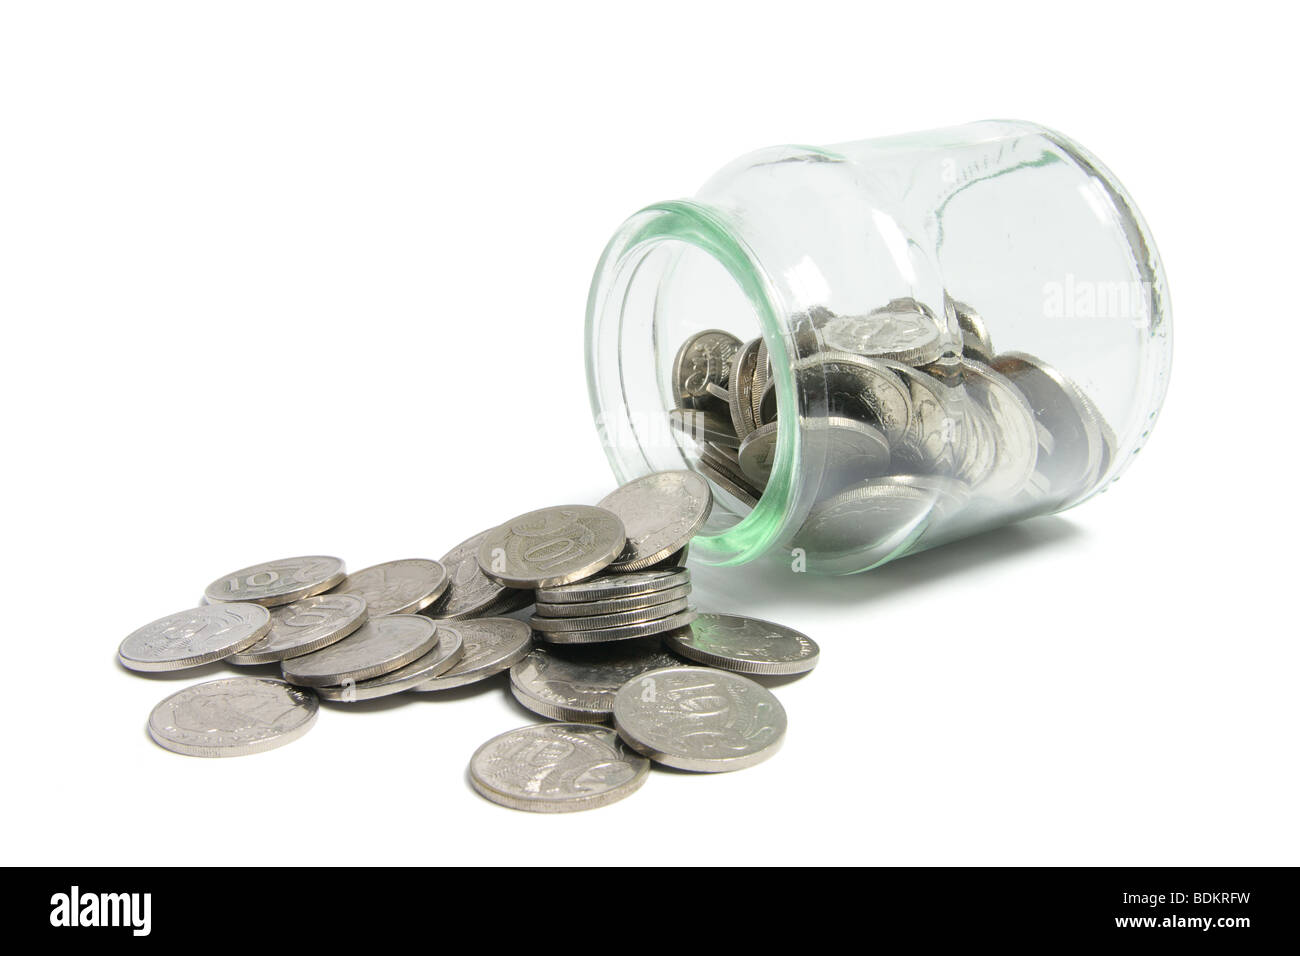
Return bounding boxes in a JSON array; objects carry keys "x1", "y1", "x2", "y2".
[
  {"x1": 116, "y1": 472, "x2": 819, "y2": 813},
  {"x1": 668, "y1": 299, "x2": 1117, "y2": 543}
]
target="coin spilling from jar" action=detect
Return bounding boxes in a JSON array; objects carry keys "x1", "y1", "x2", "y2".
[
  {"x1": 119, "y1": 470, "x2": 818, "y2": 813},
  {"x1": 667, "y1": 297, "x2": 1117, "y2": 570}
]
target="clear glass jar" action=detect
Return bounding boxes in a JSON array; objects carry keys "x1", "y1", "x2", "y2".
[{"x1": 585, "y1": 120, "x2": 1171, "y2": 573}]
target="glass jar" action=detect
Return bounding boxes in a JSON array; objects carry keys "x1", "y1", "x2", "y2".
[{"x1": 585, "y1": 120, "x2": 1171, "y2": 573}]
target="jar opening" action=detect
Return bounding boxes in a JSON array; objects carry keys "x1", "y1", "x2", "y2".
[{"x1": 585, "y1": 200, "x2": 801, "y2": 566}]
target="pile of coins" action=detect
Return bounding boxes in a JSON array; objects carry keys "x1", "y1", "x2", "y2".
[
  {"x1": 667, "y1": 298, "x2": 1117, "y2": 563},
  {"x1": 118, "y1": 470, "x2": 818, "y2": 812}
]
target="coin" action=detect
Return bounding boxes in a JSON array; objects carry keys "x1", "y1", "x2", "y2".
[
  {"x1": 228, "y1": 593, "x2": 368, "y2": 665},
  {"x1": 599, "y1": 470, "x2": 712, "y2": 571},
  {"x1": 727, "y1": 337, "x2": 763, "y2": 438},
  {"x1": 315, "y1": 625, "x2": 464, "y2": 701},
  {"x1": 281, "y1": 614, "x2": 438, "y2": 686},
  {"x1": 668, "y1": 408, "x2": 741, "y2": 448},
  {"x1": 204, "y1": 555, "x2": 346, "y2": 608},
  {"x1": 751, "y1": 339, "x2": 770, "y2": 426},
  {"x1": 884, "y1": 360, "x2": 964, "y2": 475},
  {"x1": 960, "y1": 359, "x2": 1039, "y2": 499},
  {"x1": 795, "y1": 479, "x2": 935, "y2": 567},
  {"x1": 469, "y1": 723, "x2": 650, "y2": 813},
  {"x1": 534, "y1": 584, "x2": 692, "y2": 618},
  {"x1": 672, "y1": 329, "x2": 742, "y2": 404},
  {"x1": 118, "y1": 603, "x2": 272, "y2": 672},
  {"x1": 530, "y1": 597, "x2": 690, "y2": 633},
  {"x1": 698, "y1": 457, "x2": 760, "y2": 509},
  {"x1": 612, "y1": 666, "x2": 786, "y2": 772},
  {"x1": 804, "y1": 416, "x2": 893, "y2": 495},
  {"x1": 950, "y1": 298, "x2": 995, "y2": 363},
  {"x1": 147, "y1": 678, "x2": 318, "y2": 758},
  {"x1": 991, "y1": 351, "x2": 1104, "y2": 500},
  {"x1": 819, "y1": 299, "x2": 945, "y2": 366},
  {"x1": 535, "y1": 568, "x2": 689, "y2": 604},
  {"x1": 334, "y1": 558, "x2": 450, "y2": 616},
  {"x1": 508, "y1": 639, "x2": 685, "y2": 722},
  {"x1": 737, "y1": 422, "x2": 779, "y2": 486},
  {"x1": 643, "y1": 545, "x2": 689, "y2": 570},
  {"x1": 422, "y1": 529, "x2": 527, "y2": 620},
  {"x1": 476, "y1": 505, "x2": 626, "y2": 588},
  {"x1": 536, "y1": 609, "x2": 698, "y2": 645},
  {"x1": 796, "y1": 352, "x2": 912, "y2": 445},
  {"x1": 411, "y1": 618, "x2": 533, "y2": 692},
  {"x1": 665, "y1": 614, "x2": 819, "y2": 676}
]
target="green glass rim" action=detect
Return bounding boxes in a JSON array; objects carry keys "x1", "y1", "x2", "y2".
[{"x1": 584, "y1": 199, "x2": 799, "y2": 566}]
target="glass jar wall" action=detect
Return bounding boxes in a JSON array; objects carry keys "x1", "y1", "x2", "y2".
[{"x1": 585, "y1": 121, "x2": 1171, "y2": 573}]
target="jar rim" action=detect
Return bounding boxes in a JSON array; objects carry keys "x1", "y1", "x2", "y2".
[{"x1": 584, "y1": 199, "x2": 801, "y2": 566}]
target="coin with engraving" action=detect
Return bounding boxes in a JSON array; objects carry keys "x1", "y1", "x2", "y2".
[
  {"x1": 537, "y1": 609, "x2": 698, "y2": 645},
  {"x1": 536, "y1": 568, "x2": 689, "y2": 604},
  {"x1": 668, "y1": 408, "x2": 740, "y2": 449},
  {"x1": 422, "y1": 529, "x2": 527, "y2": 620},
  {"x1": 469, "y1": 723, "x2": 650, "y2": 813},
  {"x1": 950, "y1": 298, "x2": 995, "y2": 363},
  {"x1": 991, "y1": 351, "x2": 1104, "y2": 500},
  {"x1": 612, "y1": 666, "x2": 786, "y2": 771},
  {"x1": 228, "y1": 593, "x2": 368, "y2": 665},
  {"x1": 119, "y1": 603, "x2": 272, "y2": 672},
  {"x1": 204, "y1": 556, "x2": 345, "y2": 607},
  {"x1": 476, "y1": 505, "x2": 626, "y2": 588},
  {"x1": 820, "y1": 299, "x2": 946, "y2": 366},
  {"x1": 534, "y1": 584, "x2": 692, "y2": 618},
  {"x1": 599, "y1": 470, "x2": 713, "y2": 571},
  {"x1": 665, "y1": 614, "x2": 819, "y2": 676},
  {"x1": 672, "y1": 329, "x2": 742, "y2": 404},
  {"x1": 761, "y1": 416, "x2": 892, "y2": 494},
  {"x1": 334, "y1": 558, "x2": 449, "y2": 616},
  {"x1": 751, "y1": 339, "x2": 770, "y2": 426},
  {"x1": 727, "y1": 337, "x2": 763, "y2": 438},
  {"x1": 315, "y1": 625, "x2": 464, "y2": 701},
  {"x1": 281, "y1": 614, "x2": 438, "y2": 686},
  {"x1": 411, "y1": 618, "x2": 533, "y2": 692},
  {"x1": 509, "y1": 639, "x2": 686, "y2": 722},
  {"x1": 796, "y1": 352, "x2": 912, "y2": 445},
  {"x1": 960, "y1": 358, "x2": 1039, "y2": 499},
  {"x1": 147, "y1": 677, "x2": 318, "y2": 757},
  {"x1": 884, "y1": 360, "x2": 964, "y2": 475},
  {"x1": 530, "y1": 597, "x2": 690, "y2": 633}
]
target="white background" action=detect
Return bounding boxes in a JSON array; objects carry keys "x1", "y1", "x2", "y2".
[{"x1": 1, "y1": 1, "x2": 1294, "y2": 866}]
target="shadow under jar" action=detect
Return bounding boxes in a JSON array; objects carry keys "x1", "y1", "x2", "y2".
[{"x1": 586, "y1": 120, "x2": 1171, "y2": 574}]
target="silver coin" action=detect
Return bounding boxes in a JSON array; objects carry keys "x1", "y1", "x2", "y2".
[
  {"x1": 802, "y1": 416, "x2": 893, "y2": 494},
  {"x1": 469, "y1": 723, "x2": 650, "y2": 813},
  {"x1": 423, "y1": 529, "x2": 525, "y2": 620},
  {"x1": 666, "y1": 613, "x2": 819, "y2": 676},
  {"x1": 147, "y1": 678, "x2": 318, "y2": 758},
  {"x1": 531, "y1": 597, "x2": 690, "y2": 633},
  {"x1": 751, "y1": 339, "x2": 770, "y2": 426},
  {"x1": 884, "y1": 360, "x2": 964, "y2": 475},
  {"x1": 668, "y1": 408, "x2": 740, "y2": 448},
  {"x1": 228, "y1": 593, "x2": 368, "y2": 665},
  {"x1": 411, "y1": 618, "x2": 533, "y2": 692},
  {"x1": 599, "y1": 470, "x2": 713, "y2": 571},
  {"x1": 204, "y1": 555, "x2": 346, "y2": 608},
  {"x1": 534, "y1": 584, "x2": 692, "y2": 618},
  {"x1": 509, "y1": 639, "x2": 685, "y2": 722},
  {"x1": 537, "y1": 609, "x2": 698, "y2": 645},
  {"x1": 536, "y1": 568, "x2": 689, "y2": 604},
  {"x1": 672, "y1": 329, "x2": 742, "y2": 404},
  {"x1": 819, "y1": 301, "x2": 945, "y2": 366},
  {"x1": 334, "y1": 558, "x2": 449, "y2": 616},
  {"x1": 795, "y1": 479, "x2": 935, "y2": 570},
  {"x1": 727, "y1": 337, "x2": 763, "y2": 438},
  {"x1": 954, "y1": 398, "x2": 999, "y2": 489},
  {"x1": 737, "y1": 422, "x2": 778, "y2": 487},
  {"x1": 281, "y1": 614, "x2": 438, "y2": 686},
  {"x1": 612, "y1": 666, "x2": 786, "y2": 772},
  {"x1": 315, "y1": 625, "x2": 464, "y2": 701},
  {"x1": 991, "y1": 351, "x2": 1104, "y2": 501},
  {"x1": 951, "y1": 298, "x2": 995, "y2": 363},
  {"x1": 698, "y1": 457, "x2": 760, "y2": 509},
  {"x1": 644, "y1": 544, "x2": 689, "y2": 570},
  {"x1": 758, "y1": 377, "x2": 778, "y2": 424},
  {"x1": 476, "y1": 505, "x2": 626, "y2": 588},
  {"x1": 119, "y1": 603, "x2": 272, "y2": 672},
  {"x1": 796, "y1": 351, "x2": 912, "y2": 446},
  {"x1": 960, "y1": 359, "x2": 1039, "y2": 499}
]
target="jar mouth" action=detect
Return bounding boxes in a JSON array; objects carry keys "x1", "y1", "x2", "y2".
[{"x1": 585, "y1": 200, "x2": 799, "y2": 566}]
